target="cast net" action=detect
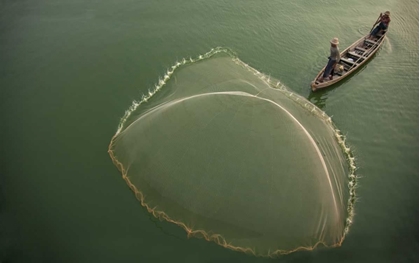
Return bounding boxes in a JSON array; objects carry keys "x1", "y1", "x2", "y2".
[{"x1": 108, "y1": 48, "x2": 357, "y2": 257}]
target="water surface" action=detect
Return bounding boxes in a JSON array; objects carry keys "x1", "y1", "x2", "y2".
[{"x1": 0, "y1": 0, "x2": 418, "y2": 262}]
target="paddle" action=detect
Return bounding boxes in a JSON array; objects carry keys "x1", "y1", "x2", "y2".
[{"x1": 369, "y1": 13, "x2": 383, "y2": 34}]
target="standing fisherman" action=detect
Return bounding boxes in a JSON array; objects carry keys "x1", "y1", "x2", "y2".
[{"x1": 318, "y1": 37, "x2": 340, "y2": 83}]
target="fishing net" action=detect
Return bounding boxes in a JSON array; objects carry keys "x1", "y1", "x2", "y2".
[{"x1": 108, "y1": 48, "x2": 357, "y2": 257}]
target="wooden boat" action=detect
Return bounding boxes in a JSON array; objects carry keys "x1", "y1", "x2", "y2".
[{"x1": 311, "y1": 21, "x2": 388, "y2": 91}]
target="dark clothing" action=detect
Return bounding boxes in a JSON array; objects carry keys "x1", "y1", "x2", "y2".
[
  {"x1": 322, "y1": 46, "x2": 340, "y2": 78},
  {"x1": 370, "y1": 15, "x2": 390, "y2": 37},
  {"x1": 323, "y1": 58, "x2": 336, "y2": 78},
  {"x1": 371, "y1": 22, "x2": 388, "y2": 37}
]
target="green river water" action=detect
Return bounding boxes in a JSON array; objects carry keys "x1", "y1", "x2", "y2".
[{"x1": 0, "y1": 0, "x2": 418, "y2": 262}]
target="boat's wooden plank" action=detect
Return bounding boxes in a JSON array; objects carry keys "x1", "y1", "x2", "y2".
[
  {"x1": 340, "y1": 57, "x2": 357, "y2": 66},
  {"x1": 364, "y1": 39, "x2": 378, "y2": 46},
  {"x1": 355, "y1": 46, "x2": 367, "y2": 52},
  {"x1": 347, "y1": 51, "x2": 363, "y2": 60}
]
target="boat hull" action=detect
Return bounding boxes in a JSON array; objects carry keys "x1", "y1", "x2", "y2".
[{"x1": 311, "y1": 31, "x2": 388, "y2": 91}]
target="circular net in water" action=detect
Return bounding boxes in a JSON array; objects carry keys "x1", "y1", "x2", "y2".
[{"x1": 108, "y1": 48, "x2": 357, "y2": 257}]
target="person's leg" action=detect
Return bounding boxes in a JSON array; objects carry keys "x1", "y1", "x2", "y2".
[
  {"x1": 378, "y1": 23, "x2": 387, "y2": 35},
  {"x1": 370, "y1": 25, "x2": 380, "y2": 38},
  {"x1": 379, "y1": 23, "x2": 387, "y2": 30},
  {"x1": 329, "y1": 62, "x2": 336, "y2": 80},
  {"x1": 370, "y1": 23, "x2": 387, "y2": 39},
  {"x1": 322, "y1": 59, "x2": 334, "y2": 79}
]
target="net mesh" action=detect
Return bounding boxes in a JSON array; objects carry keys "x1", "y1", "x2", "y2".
[{"x1": 108, "y1": 48, "x2": 357, "y2": 257}]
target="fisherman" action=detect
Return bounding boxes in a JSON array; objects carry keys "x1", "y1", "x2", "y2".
[
  {"x1": 318, "y1": 37, "x2": 340, "y2": 83},
  {"x1": 368, "y1": 11, "x2": 391, "y2": 40}
]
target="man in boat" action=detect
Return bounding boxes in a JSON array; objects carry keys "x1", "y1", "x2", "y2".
[
  {"x1": 368, "y1": 11, "x2": 391, "y2": 40},
  {"x1": 318, "y1": 37, "x2": 340, "y2": 83}
]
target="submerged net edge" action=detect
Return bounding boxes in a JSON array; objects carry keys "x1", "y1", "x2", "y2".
[{"x1": 108, "y1": 144, "x2": 344, "y2": 257}]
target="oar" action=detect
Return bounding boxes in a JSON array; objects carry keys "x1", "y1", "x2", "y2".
[{"x1": 369, "y1": 13, "x2": 383, "y2": 34}]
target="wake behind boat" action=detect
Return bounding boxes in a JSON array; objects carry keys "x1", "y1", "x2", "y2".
[{"x1": 311, "y1": 13, "x2": 389, "y2": 91}]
